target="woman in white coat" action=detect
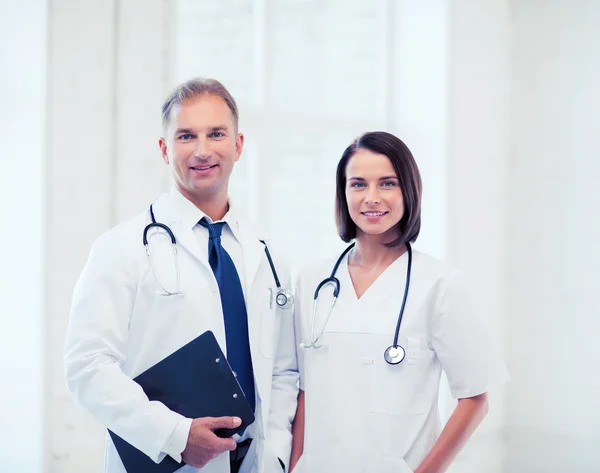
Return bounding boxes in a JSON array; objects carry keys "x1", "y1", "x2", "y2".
[
  {"x1": 290, "y1": 131, "x2": 508, "y2": 473},
  {"x1": 64, "y1": 78, "x2": 298, "y2": 473}
]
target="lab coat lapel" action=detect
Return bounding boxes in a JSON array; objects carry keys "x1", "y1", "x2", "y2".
[
  {"x1": 152, "y1": 191, "x2": 212, "y2": 271},
  {"x1": 234, "y1": 217, "x2": 272, "y2": 414},
  {"x1": 228, "y1": 212, "x2": 265, "y2": 296},
  {"x1": 172, "y1": 221, "x2": 211, "y2": 269}
]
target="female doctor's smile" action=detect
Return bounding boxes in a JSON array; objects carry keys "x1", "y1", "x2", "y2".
[{"x1": 346, "y1": 147, "x2": 405, "y2": 238}]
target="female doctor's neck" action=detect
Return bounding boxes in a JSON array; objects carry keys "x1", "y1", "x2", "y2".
[{"x1": 351, "y1": 229, "x2": 407, "y2": 269}]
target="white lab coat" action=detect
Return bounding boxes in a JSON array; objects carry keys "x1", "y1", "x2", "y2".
[
  {"x1": 64, "y1": 189, "x2": 298, "y2": 473},
  {"x1": 293, "y1": 249, "x2": 508, "y2": 473}
]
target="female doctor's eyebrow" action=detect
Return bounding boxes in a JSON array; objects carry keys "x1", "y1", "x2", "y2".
[{"x1": 347, "y1": 176, "x2": 399, "y2": 181}]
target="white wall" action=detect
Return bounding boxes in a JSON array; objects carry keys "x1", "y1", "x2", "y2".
[
  {"x1": 46, "y1": 1, "x2": 171, "y2": 471},
  {"x1": 507, "y1": 1, "x2": 600, "y2": 471},
  {"x1": 446, "y1": 0, "x2": 510, "y2": 471},
  {"x1": 0, "y1": 1, "x2": 47, "y2": 471}
]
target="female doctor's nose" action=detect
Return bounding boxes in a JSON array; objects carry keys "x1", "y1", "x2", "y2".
[{"x1": 365, "y1": 192, "x2": 381, "y2": 205}]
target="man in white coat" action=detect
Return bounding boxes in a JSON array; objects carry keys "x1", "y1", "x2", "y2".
[{"x1": 64, "y1": 78, "x2": 298, "y2": 473}]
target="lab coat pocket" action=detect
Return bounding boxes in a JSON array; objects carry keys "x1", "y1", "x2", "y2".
[
  {"x1": 262, "y1": 441, "x2": 285, "y2": 473},
  {"x1": 363, "y1": 337, "x2": 428, "y2": 416},
  {"x1": 150, "y1": 292, "x2": 186, "y2": 315},
  {"x1": 364, "y1": 453, "x2": 414, "y2": 473}
]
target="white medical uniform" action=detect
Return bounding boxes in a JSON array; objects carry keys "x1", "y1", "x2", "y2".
[
  {"x1": 65, "y1": 188, "x2": 298, "y2": 473},
  {"x1": 294, "y1": 249, "x2": 508, "y2": 473}
]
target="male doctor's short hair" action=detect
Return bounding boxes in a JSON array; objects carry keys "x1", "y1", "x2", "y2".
[
  {"x1": 335, "y1": 131, "x2": 422, "y2": 247},
  {"x1": 161, "y1": 77, "x2": 239, "y2": 131}
]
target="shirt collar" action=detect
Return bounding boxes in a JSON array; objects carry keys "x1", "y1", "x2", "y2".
[{"x1": 169, "y1": 187, "x2": 242, "y2": 242}]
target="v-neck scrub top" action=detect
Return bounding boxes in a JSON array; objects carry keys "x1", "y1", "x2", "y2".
[{"x1": 293, "y1": 249, "x2": 508, "y2": 473}]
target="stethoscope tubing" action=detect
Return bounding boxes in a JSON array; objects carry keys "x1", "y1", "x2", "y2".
[
  {"x1": 306, "y1": 241, "x2": 413, "y2": 365},
  {"x1": 143, "y1": 204, "x2": 291, "y2": 308}
]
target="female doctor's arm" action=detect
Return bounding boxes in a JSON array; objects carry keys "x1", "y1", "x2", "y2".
[
  {"x1": 416, "y1": 271, "x2": 507, "y2": 473},
  {"x1": 289, "y1": 389, "x2": 305, "y2": 472},
  {"x1": 413, "y1": 393, "x2": 488, "y2": 473}
]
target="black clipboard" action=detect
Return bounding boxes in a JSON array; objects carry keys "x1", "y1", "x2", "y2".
[{"x1": 108, "y1": 330, "x2": 255, "y2": 473}]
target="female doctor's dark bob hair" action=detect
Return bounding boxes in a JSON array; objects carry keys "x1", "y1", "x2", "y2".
[{"x1": 335, "y1": 131, "x2": 422, "y2": 247}]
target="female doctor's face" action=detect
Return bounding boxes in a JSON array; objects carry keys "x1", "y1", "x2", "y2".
[
  {"x1": 159, "y1": 94, "x2": 243, "y2": 205},
  {"x1": 345, "y1": 148, "x2": 404, "y2": 240}
]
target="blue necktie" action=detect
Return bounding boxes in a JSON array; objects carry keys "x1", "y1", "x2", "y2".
[{"x1": 199, "y1": 219, "x2": 255, "y2": 412}]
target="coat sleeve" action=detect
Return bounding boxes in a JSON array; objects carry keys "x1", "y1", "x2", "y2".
[
  {"x1": 429, "y1": 270, "x2": 509, "y2": 399},
  {"x1": 64, "y1": 233, "x2": 186, "y2": 463}
]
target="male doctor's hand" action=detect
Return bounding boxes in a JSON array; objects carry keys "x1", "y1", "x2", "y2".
[{"x1": 181, "y1": 416, "x2": 241, "y2": 468}]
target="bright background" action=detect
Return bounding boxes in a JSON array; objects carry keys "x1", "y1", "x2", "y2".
[{"x1": 1, "y1": 0, "x2": 599, "y2": 472}]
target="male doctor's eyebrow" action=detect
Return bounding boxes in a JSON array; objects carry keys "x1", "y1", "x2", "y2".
[{"x1": 174, "y1": 128, "x2": 196, "y2": 136}]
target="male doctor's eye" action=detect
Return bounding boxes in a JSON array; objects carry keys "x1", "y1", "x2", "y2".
[
  {"x1": 177, "y1": 133, "x2": 195, "y2": 141},
  {"x1": 209, "y1": 131, "x2": 225, "y2": 139}
]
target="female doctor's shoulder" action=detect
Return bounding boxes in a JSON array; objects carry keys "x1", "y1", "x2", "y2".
[{"x1": 409, "y1": 249, "x2": 482, "y2": 325}]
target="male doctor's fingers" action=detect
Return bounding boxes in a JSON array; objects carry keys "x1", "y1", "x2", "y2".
[
  {"x1": 181, "y1": 417, "x2": 240, "y2": 467},
  {"x1": 205, "y1": 415, "x2": 242, "y2": 433}
]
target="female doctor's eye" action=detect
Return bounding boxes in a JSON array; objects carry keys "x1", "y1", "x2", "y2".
[{"x1": 349, "y1": 181, "x2": 366, "y2": 189}]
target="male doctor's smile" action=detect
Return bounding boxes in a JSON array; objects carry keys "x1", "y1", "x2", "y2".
[{"x1": 159, "y1": 93, "x2": 244, "y2": 209}]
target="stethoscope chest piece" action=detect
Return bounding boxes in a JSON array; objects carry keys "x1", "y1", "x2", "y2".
[
  {"x1": 276, "y1": 289, "x2": 294, "y2": 310},
  {"x1": 384, "y1": 344, "x2": 406, "y2": 365}
]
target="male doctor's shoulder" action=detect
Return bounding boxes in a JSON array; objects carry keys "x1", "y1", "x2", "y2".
[{"x1": 81, "y1": 201, "x2": 160, "y2": 279}]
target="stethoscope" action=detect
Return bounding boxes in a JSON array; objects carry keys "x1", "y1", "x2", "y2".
[
  {"x1": 142, "y1": 204, "x2": 294, "y2": 309},
  {"x1": 301, "y1": 241, "x2": 412, "y2": 365}
]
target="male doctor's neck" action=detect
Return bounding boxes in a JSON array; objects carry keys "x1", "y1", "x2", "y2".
[{"x1": 159, "y1": 93, "x2": 243, "y2": 222}]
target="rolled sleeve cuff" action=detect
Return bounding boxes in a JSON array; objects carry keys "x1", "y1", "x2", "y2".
[{"x1": 161, "y1": 417, "x2": 192, "y2": 463}]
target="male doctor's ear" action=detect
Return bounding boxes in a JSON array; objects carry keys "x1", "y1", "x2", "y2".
[{"x1": 159, "y1": 137, "x2": 170, "y2": 165}]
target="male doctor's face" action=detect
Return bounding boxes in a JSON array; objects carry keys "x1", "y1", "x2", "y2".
[
  {"x1": 159, "y1": 94, "x2": 243, "y2": 205},
  {"x1": 345, "y1": 148, "x2": 405, "y2": 240}
]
